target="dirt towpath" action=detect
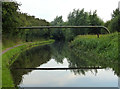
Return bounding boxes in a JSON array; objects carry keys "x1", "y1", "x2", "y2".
[{"x1": 0, "y1": 42, "x2": 32, "y2": 56}]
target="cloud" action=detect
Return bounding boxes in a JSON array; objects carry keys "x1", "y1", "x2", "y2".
[{"x1": 16, "y1": 0, "x2": 119, "y2": 22}]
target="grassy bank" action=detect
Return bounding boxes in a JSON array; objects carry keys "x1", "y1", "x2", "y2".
[
  {"x1": 2, "y1": 38, "x2": 47, "y2": 50},
  {"x1": 70, "y1": 32, "x2": 118, "y2": 62},
  {"x1": 2, "y1": 39, "x2": 54, "y2": 87},
  {"x1": 69, "y1": 32, "x2": 119, "y2": 76}
]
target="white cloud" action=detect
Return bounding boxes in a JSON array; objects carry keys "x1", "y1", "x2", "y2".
[
  {"x1": 19, "y1": 69, "x2": 118, "y2": 87},
  {"x1": 15, "y1": 0, "x2": 119, "y2": 22}
]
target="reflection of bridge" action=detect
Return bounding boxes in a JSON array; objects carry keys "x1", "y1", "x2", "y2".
[
  {"x1": 17, "y1": 26, "x2": 110, "y2": 33},
  {"x1": 15, "y1": 66, "x2": 104, "y2": 70}
]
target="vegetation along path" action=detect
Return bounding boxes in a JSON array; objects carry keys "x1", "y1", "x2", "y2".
[
  {"x1": 2, "y1": 40, "x2": 55, "y2": 87},
  {"x1": 0, "y1": 42, "x2": 32, "y2": 56}
]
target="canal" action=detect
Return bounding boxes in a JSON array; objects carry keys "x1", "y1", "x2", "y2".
[{"x1": 10, "y1": 41, "x2": 118, "y2": 87}]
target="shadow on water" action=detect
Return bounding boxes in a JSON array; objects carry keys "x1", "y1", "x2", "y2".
[{"x1": 10, "y1": 41, "x2": 119, "y2": 87}]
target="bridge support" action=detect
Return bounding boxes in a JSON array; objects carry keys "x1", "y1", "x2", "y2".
[{"x1": 97, "y1": 33, "x2": 99, "y2": 38}]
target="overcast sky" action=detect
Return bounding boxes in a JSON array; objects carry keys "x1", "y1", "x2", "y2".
[{"x1": 15, "y1": 0, "x2": 119, "y2": 22}]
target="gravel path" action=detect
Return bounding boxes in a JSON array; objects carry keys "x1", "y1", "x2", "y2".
[
  {"x1": 0, "y1": 44, "x2": 24, "y2": 56},
  {"x1": 0, "y1": 42, "x2": 33, "y2": 56}
]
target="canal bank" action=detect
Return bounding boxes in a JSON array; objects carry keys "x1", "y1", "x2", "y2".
[{"x1": 2, "y1": 39, "x2": 55, "y2": 87}]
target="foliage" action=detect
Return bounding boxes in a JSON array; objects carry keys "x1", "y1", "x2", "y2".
[
  {"x1": 2, "y1": 2, "x2": 20, "y2": 37},
  {"x1": 112, "y1": 8, "x2": 120, "y2": 18},
  {"x1": 67, "y1": 9, "x2": 104, "y2": 35},
  {"x1": 105, "y1": 8, "x2": 120, "y2": 32},
  {"x1": 88, "y1": 10, "x2": 104, "y2": 34},
  {"x1": 50, "y1": 9, "x2": 104, "y2": 41},
  {"x1": 70, "y1": 32, "x2": 118, "y2": 61},
  {"x1": 69, "y1": 32, "x2": 119, "y2": 75},
  {"x1": 108, "y1": 15, "x2": 120, "y2": 32},
  {"x1": 50, "y1": 16, "x2": 65, "y2": 40},
  {"x1": 67, "y1": 9, "x2": 90, "y2": 36},
  {"x1": 2, "y1": 2, "x2": 50, "y2": 46}
]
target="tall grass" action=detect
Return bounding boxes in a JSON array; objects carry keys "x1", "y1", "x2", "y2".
[{"x1": 70, "y1": 32, "x2": 118, "y2": 61}]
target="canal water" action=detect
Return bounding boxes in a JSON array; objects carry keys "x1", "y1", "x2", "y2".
[{"x1": 10, "y1": 42, "x2": 118, "y2": 87}]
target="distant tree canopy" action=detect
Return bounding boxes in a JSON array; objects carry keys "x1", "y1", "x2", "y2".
[
  {"x1": 50, "y1": 8, "x2": 120, "y2": 41},
  {"x1": 50, "y1": 16, "x2": 65, "y2": 40},
  {"x1": 112, "y1": 8, "x2": 120, "y2": 18},
  {"x1": 51, "y1": 16, "x2": 63, "y2": 26},
  {"x1": 50, "y1": 9, "x2": 104, "y2": 41},
  {"x1": 2, "y1": 2, "x2": 50, "y2": 41},
  {"x1": 105, "y1": 8, "x2": 120, "y2": 32},
  {"x1": 2, "y1": 2, "x2": 20, "y2": 36}
]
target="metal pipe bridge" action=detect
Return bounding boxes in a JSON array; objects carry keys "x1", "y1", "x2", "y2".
[
  {"x1": 17, "y1": 26, "x2": 110, "y2": 33},
  {"x1": 17, "y1": 26, "x2": 110, "y2": 38}
]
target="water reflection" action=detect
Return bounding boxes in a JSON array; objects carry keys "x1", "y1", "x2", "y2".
[
  {"x1": 10, "y1": 45, "x2": 51, "y2": 86},
  {"x1": 18, "y1": 69, "x2": 117, "y2": 87},
  {"x1": 10, "y1": 41, "x2": 119, "y2": 87},
  {"x1": 38, "y1": 58, "x2": 69, "y2": 68}
]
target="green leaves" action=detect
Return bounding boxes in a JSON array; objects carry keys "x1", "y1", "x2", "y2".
[
  {"x1": 67, "y1": 9, "x2": 104, "y2": 35},
  {"x1": 2, "y1": 2, "x2": 20, "y2": 35},
  {"x1": 108, "y1": 15, "x2": 120, "y2": 32},
  {"x1": 50, "y1": 16, "x2": 65, "y2": 40},
  {"x1": 2, "y1": 2, "x2": 50, "y2": 42},
  {"x1": 105, "y1": 8, "x2": 120, "y2": 32},
  {"x1": 50, "y1": 9, "x2": 104, "y2": 41}
]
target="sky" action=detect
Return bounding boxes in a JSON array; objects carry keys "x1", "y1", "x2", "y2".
[{"x1": 15, "y1": 0, "x2": 120, "y2": 22}]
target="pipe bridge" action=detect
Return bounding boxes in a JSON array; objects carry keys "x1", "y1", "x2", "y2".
[{"x1": 17, "y1": 26, "x2": 110, "y2": 38}]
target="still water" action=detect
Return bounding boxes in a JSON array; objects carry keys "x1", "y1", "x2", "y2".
[{"x1": 10, "y1": 42, "x2": 118, "y2": 87}]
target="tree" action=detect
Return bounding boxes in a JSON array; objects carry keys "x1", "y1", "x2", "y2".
[
  {"x1": 2, "y1": 2, "x2": 20, "y2": 37},
  {"x1": 108, "y1": 15, "x2": 120, "y2": 32},
  {"x1": 89, "y1": 10, "x2": 104, "y2": 34},
  {"x1": 112, "y1": 8, "x2": 120, "y2": 18},
  {"x1": 68, "y1": 9, "x2": 90, "y2": 35},
  {"x1": 2, "y1": 2, "x2": 50, "y2": 42},
  {"x1": 107, "y1": 8, "x2": 120, "y2": 32},
  {"x1": 50, "y1": 16, "x2": 65, "y2": 40}
]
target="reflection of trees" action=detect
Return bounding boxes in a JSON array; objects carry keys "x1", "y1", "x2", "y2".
[
  {"x1": 51, "y1": 42, "x2": 98, "y2": 75},
  {"x1": 10, "y1": 45, "x2": 51, "y2": 87},
  {"x1": 67, "y1": 51, "x2": 98, "y2": 75},
  {"x1": 69, "y1": 45, "x2": 119, "y2": 76},
  {"x1": 50, "y1": 41, "x2": 65, "y2": 63},
  {"x1": 51, "y1": 41, "x2": 119, "y2": 76}
]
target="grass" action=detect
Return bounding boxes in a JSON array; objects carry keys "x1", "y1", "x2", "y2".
[
  {"x1": 2, "y1": 38, "x2": 24, "y2": 51},
  {"x1": 2, "y1": 38, "x2": 48, "y2": 50},
  {"x1": 2, "y1": 39, "x2": 55, "y2": 87},
  {"x1": 69, "y1": 32, "x2": 119, "y2": 76},
  {"x1": 70, "y1": 32, "x2": 118, "y2": 61}
]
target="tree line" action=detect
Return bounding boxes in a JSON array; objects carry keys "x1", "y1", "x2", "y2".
[
  {"x1": 2, "y1": 1, "x2": 120, "y2": 42},
  {"x1": 105, "y1": 8, "x2": 120, "y2": 32},
  {"x1": 50, "y1": 8, "x2": 120, "y2": 41},
  {"x1": 2, "y1": 2, "x2": 50, "y2": 42}
]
